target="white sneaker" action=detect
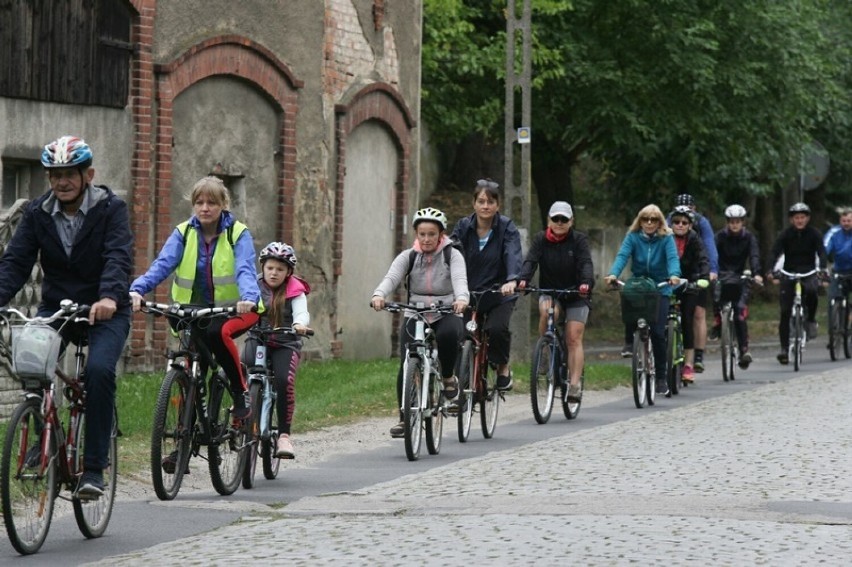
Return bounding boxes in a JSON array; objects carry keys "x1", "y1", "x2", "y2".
[{"x1": 275, "y1": 435, "x2": 295, "y2": 459}]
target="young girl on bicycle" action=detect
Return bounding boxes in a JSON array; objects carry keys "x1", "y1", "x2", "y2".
[
  {"x1": 371, "y1": 207, "x2": 469, "y2": 438},
  {"x1": 247, "y1": 242, "x2": 311, "y2": 459},
  {"x1": 507, "y1": 201, "x2": 593, "y2": 401}
]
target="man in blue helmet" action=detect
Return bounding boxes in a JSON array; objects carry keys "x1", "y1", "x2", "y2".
[{"x1": 0, "y1": 135, "x2": 133, "y2": 499}]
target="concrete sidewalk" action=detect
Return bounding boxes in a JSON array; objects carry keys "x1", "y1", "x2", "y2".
[{"x1": 90, "y1": 365, "x2": 852, "y2": 565}]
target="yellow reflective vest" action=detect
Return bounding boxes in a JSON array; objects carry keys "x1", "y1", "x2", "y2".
[{"x1": 171, "y1": 221, "x2": 245, "y2": 306}]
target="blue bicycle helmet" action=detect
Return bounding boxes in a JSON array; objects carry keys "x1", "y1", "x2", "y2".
[{"x1": 41, "y1": 136, "x2": 93, "y2": 170}]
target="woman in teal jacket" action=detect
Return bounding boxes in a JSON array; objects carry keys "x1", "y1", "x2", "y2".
[{"x1": 604, "y1": 204, "x2": 680, "y2": 395}]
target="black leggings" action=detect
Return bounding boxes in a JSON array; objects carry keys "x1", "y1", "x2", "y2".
[{"x1": 778, "y1": 276, "x2": 818, "y2": 349}]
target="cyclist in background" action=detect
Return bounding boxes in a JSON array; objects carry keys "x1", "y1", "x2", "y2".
[
  {"x1": 712, "y1": 204, "x2": 763, "y2": 369},
  {"x1": 669, "y1": 205, "x2": 709, "y2": 382},
  {"x1": 506, "y1": 201, "x2": 594, "y2": 401},
  {"x1": 245, "y1": 242, "x2": 311, "y2": 459},
  {"x1": 825, "y1": 207, "x2": 852, "y2": 325},
  {"x1": 451, "y1": 178, "x2": 522, "y2": 391},
  {"x1": 768, "y1": 202, "x2": 827, "y2": 365},
  {"x1": 605, "y1": 204, "x2": 680, "y2": 396},
  {"x1": 0, "y1": 136, "x2": 133, "y2": 499},
  {"x1": 672, "y1": 193, "x2": 718, "y2": 374},
  {"x1": 371, "y1": 207, "x2": 469, "y2": 438}
]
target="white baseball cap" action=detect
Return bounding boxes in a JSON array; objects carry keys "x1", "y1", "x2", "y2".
[{"x1": 548, "y1": 201, "x2": 573, "y2": 219}]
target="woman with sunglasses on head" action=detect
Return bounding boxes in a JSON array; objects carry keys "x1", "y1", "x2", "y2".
[
  {"x1": 604, "y1": 204, "x2": 681, "y2": 395},
  {"x1": 450, "y1": 178, "x2": 523, "y2": 391},
  {"x1": 669, "y1": 205, "x2": 710, "y2": 382},
  {"x1": 506, "y1": 202, "x2": 593, "y2": 401}
]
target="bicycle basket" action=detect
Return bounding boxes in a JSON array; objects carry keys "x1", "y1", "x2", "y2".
[
  {"x1": 12, "y1": 323, "x2": 62, "y2": 386},
  {"x1": 621, "y1": 277, "x2": 660, "y2": 325}
]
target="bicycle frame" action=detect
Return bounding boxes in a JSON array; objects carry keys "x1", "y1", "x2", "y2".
[
  {"x1": 778, "y1": 269, "x2": 818, "y2": 371},
  {"x1": 401, "y1": 315, "x2": 439, "y2": 417}
]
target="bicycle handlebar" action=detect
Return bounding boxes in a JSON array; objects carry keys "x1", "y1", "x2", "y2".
[
  {"x1": 140, "y1": 301, "x2": 238, "y2": 320},
  {"x1": 247, "y1": 325, "x2": 315, "y2": 339},
  {"x1": 521, "y1": 286, "x2": 584, "y2": 296},
  {"x1": 379, "y1": 302, "x2": 457, "y2": 315},
  {"x1": 777, "y1": 268, "x2": 820, "y2": 280},
  {"x1": 0, "y1": 300, "x2": 91, "y2": 325}
]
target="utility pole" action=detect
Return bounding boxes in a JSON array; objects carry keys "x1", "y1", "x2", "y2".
[{"x1": 505, "y1": 0, "x2": 532, "y2": 361}]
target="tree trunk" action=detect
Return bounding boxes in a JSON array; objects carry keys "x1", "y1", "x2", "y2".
[{"x1": 532, "y1": 158, "x2": 574, "y2": 227}]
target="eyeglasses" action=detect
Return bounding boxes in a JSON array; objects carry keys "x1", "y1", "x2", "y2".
[
  {"x1": 550, "y1": 216, "x2": 570, "y2": 224},
  {"x1": 671, "y1": 219, "x2": 690, "y2": 226},
  {"x1": 640, "y1": 217, "x2": 660, "y2": 224},
  {"x1": 476, "y1": 179, "x2": 499, "y2": 190}
]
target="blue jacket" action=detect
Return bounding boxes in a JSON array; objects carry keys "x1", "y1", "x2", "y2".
[
  {"x1": 608, "y1": 230, "x2": 681, "y2": 296},
  {"x1": 130, "y1": 210, "x2": 260, "y2": 305},
  {"x1": 827, "y1": 228, "x2": 852, "y2": 273},
  {"x1": 0, "y1": 185, "x2": 133, "y2": 312}
]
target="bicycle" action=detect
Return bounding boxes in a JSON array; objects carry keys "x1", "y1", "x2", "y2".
[
  {"x1": 827, "y1": 272, "x2": 852, "y2": 361},
  {"x1": 0, "y1": 300, "x2": 118, "y2": 555},
  {"x1": 241, "y1": 325, "x2": 313, "y2": 489},
  {"x1": 719, "y1": 272, "x2": 759, "y2": 382},
  {"x1": 523, "y1": 287, "x2": 585, "y2": 424},
  {"x1": 140, "y1": 301, "x2": 251, "y2": 500},
  {"x1": 666, "y1": 279, "x2": 708, "y2": 396},
  {"x1": 777, "y1": 268, "x2": 819, "y2": 372},
  {"x1": 456, "y1": 291, "x2": 501, "y2": 442},
  {"x1": 380, "y1": 302, "x2": 455, "y2": 461}
]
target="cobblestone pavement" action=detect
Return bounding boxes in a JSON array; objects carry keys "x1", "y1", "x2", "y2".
[{"x1": 90, "y1": 367, "x2": 852, "y2": 566}]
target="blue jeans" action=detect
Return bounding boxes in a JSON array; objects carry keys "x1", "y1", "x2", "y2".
[{"x1": 51, "y1": 309, "x2": 130, "y2": 471}]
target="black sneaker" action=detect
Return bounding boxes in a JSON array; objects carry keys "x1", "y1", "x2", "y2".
[
  {"x1": 655, "y1": 377, "x2": 669, "y2": 397},
  {"x1": 620, "y1": 343, "x2": 633, "y2": 358},
  {"x1": 24, "y1": 445, "x2": 41, "y2": 468},
  {"x1": 77, "y1": 470, "x2": 104, "y2": 500},
  {"x1": 709, "y1": 325, "x2": 721, "y2": 341},
  {"x1": 496, "y1": 374, "x2": 513, "y2": 391},
  {"x1": 777, "y1": 351, "x2": 789, "y2": 365},
  {"x1": 389, "y1": 421, "x2": 405, "y2": 438},
  {"x1": 738, "y1": 351, "x2": 752, "y2": 369},
  {"x1": 161, "y1": 450, "x2": 190, "y2": 475},
  {"x1": 807, "y1": 321, "x2": 818, "y2": 339},
  {"x1": 230, "y1": 391, "x2": 252, "y2": 426}
]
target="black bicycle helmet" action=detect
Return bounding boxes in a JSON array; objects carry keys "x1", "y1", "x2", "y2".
[{"x1": 675, "y1": 193, "x2": 695, "y2": 207}]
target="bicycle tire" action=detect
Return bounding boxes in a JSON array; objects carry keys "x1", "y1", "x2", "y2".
[
  {"x1": 402, "y1": 357, "x2": 423, "y2": 461},
  {"x1": 562, "y1": 368, "x2": 584, "y2": 420},
  {"x1": 530, "y1": 335, "x2": 555, "y2": 424},
  {"x1": 425, "y1": 367, "x2": 443, "y2": 455},
  {"x1": 261, "y1": 431, "x2": 281, "y2": 480},
  {"x1": 1, "y1": 398, "x2": 56, "y2": 555},
  {"x1": 631, "y1": 332, "x2": 646, "y2": 408},
  {"x1": 150, "y1": 368, "x2": 192, "y2": 501},
  {"x1": 456, "y1": 340, "x2": 474, "y2": 443},
  {"x1": 792, "y1": 307, "x2": 803, "y2": 372},
  {"x1": 647, "y1": 342, "x2": 656, "y2": 406},
  {"x1": 208, "y1": 374, "x2": 249, "y2": 495},
  {"x1": 73, "y1": 407, "x2": 117, "y2": 538},
  {"x1": 479, "y1": 352, "x2": 499, "y2": 439},
  {"x1": 241, "y1": 382, "x2": 263, "y2": 489},
  {"x1": 844, "y1": 301, "x2": 851, "y2": 359},
  {"x1": 720, "y1": 308, "x2": 734, "y2": 382},
  {"x1": 665, "y1": 320, "x2": 677, "y2": 397},
  {"x1": 828, "y1": 299, "x2": 840, "y2": 362}
]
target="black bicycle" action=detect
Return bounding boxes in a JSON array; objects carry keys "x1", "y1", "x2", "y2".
[
  {"x1": 828, "y1": 272, "x2": 852, "y2": 361},
  {"x1": 241, "y1": 325, "x2": 313, "y2": 489},
  {"x1": 140, "y1": 302, "x2": 251, "y2": 500}
]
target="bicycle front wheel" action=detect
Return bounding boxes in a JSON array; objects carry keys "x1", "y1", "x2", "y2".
[
  {"x1": 530, "y1": 335, "x2": 555, "y2": 424},
  {"x1": 241, "y1": 382, "x2": 263, "y2": 489},
  {"x1": 792, "y1": 308, "x2": 803, "y2": 372},
  {"x1": 456, "y1": 340, "x2": 474, "y2": 443},
  {"x1": 665, "y1": 320, "x2": 678, "y2": 397},
  {"x1": 151, "y1": 368, "x2": 192, "y2": 501},
  {"x1": 261, "y1": 431, "x2": 281, "y2": 480},
  {"x1": 73, "y1": 408, "x2": 117, "y2": 538},
  {"x1": 425, "y1": 368, "x2": 443, "y2": 456},
  {"x1": 1, "y1": 398, "x2": 56, "y2": 555},
  {"x1": 479, "y1": 353, "x2": 499, "y2": 439},
  {"x1": 844, "y1": 302, "x2": 851, "y2": 359},
  {"x1": 403, "y1": 358, "x2": 423, "y2": 461},
  {"x1": 631, "y1": 332, "x2": 646, "y2": 408},
  {"x1": 562, "y1": 369, "x2": 584, "y2": 420},
  {"x1": 208, "y1": 375, "x2": 249, "y2": 495},
  {"x1": 720, "y1": 311, "x2": 734, "y2": 382},
  {"x1": 828, "y1": 299, "x2": 841, "y2": 361}
]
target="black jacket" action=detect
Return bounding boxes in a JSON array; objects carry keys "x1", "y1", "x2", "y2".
[
  {"x1": 519, "y1": 229, "x2": 594, "y2": 305},
  {"x1": 770, "y1": 225, "x2": 826, "y2": 273},
  {"x1": 715, "y1": 227, "x2": 761, "y2": 283},
  {"x1": 0, "y1": 185, "x2": 133, "y2": 312},
  {"x1": 673, "y1": 230, "x2": 710, "y2": 282}
]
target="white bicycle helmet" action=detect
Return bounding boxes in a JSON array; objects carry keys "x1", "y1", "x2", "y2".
[
  {"x1": 724, "y1": 204, "x2": 747, "y2": 219},
  {"x1": 259, "y1": 241, "x2": 297, "y2": 267},
  {"x1": 788, "y1": 202, "x2": 811, "y2": 215},
  {"x1": 412, "y1": 207, "x2": 447, "y2": 231},
  {"x1": 670, "y1": 205, "x2": 695, "y2": 223}
]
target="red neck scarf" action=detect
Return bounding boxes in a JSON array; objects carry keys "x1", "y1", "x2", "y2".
[{"x1": 545, "y1": 227, "x2": 569, "y2": 243}]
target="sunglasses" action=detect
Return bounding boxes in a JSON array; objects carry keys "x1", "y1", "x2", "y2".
[
  {"x1": 640, "y1": 216, "x2": 660, "y2": 223},
  {"x1": 476, "y1": 179, "x2": 499, "y2": 190},
  {"x1": 550, "y1": 216, "x2": 571, "y2": 224},
  {"x1": 671, "y1": 219, "x2": 691, "y2": 226}
]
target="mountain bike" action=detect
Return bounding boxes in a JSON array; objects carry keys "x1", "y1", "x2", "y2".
[
  {"x1": 828, "y1": 272, "x2": 852, "y2": 361},
  {"x1": 456, "y1": 291, "x2": 501, "y2": 442},
  {"x1": 666, "y1": 279, "x2": 708, "y2": 395},
  {"x1": 241, "y1": 325, "x2": 313, "y2": 489},
  {"x1": 381, "y1": 302, "x2": 455, "y2": 461},
  {"x1": 140, "y1": 302, "x2": 251, "y2": 500},
  {"x1": 719, "y1": 272, "x2": 759, "y2": 382},
  {"x1": 777, "y1": 269, "x2": 819, "y2": 372},
  {"x1": 0, "y1": 300, "x2": 118, "y2": 555},
  {"x1": 524, "y1": 287, "x2": 585, "y2": 424}
]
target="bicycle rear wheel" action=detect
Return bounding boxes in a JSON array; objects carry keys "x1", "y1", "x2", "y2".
[
  {"x1": 241, "y1": 382, "x2": 263, "y2": 489},
  {"x1": 479, "y1": 354, "x2": 499, "y2": 439},
  {"x1": 1, "y1": 398, "x2": 56, "y2": 555},
  {"x1": 530, "y1": 335, "x2": 555, "y2": 424},
  {"x1": 425, "y1": 368, "x2": 443, "y2": 456},
  {"x1": 456, "y1": 340, "x2": 474, "y2": 443},
  {"x1": 720, "y1": 310, "x2": 734, "y2": 382},
  {"x1": 562, "y1": 368, "x2": 584, "y2": 420},
  {"x1": 665, "y1": 320, "x2": 678, "y2": 397},
  {"x1": 150, "y1": 368, "x2": 192, "y2": 501},
  {"x1": 73, "y1": 408, "x2": 117, "y2": 538},
  {"x1": 792, "y1": 308, "x2": 803, "y2": 372},
  {"x1": 208, "y1": 374, "x2": 249, "y2": 495},
  {"x1": 631, "y1": 332, "x2": 646, "y2": 408},
  {"x1": 403, "y1": 358, "x2": 423, "y2": 461},
  {"x1": 828, "y1": 299, "x2": 841, "y2": 362},
  {"x1": 647, "y1": 344, "x2": 656, "y2": 406},
  {"x1": 844, "y1": 302, "x2": 851, "y2": 359}
]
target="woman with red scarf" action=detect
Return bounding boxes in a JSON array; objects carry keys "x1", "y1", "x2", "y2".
[{"x1": 509, "y1": 201, "x2": 594, "y2": 401}]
